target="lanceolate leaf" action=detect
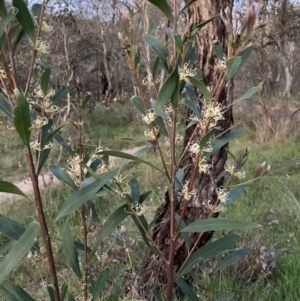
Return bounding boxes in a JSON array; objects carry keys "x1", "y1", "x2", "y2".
[
  {"x1": 213, "y1": 41, "x2": 225, "y2": 61},
  {"x1": 177, "y1": 233, "x2": 241, "y2": 278},
  {"x1": 237, "y1": 46, "x2": 253, "y2": 72},
  {"x1": 187, "y1": 76, "x2": 211, "y2": 102},
  {"x1": 92, "y1": 268, "x2": 110, "y2": 300},
  {"x1": 181, "y1": 218, "x2": 260, "y2": 233},
  {"x1": 226, "y1": 56, "x2": 242, "y2": 82},
  {"x1": 0, "y1": 279, "x2": 36, "y2": 301},
  {"x1": 55, "y1": 170, "x2": 118, "y2": 221},
  {"x1": 48, "y1": 164, "x2": 77, "y2": 190},
  {"x1": 62, "y1": 221, "x2": 82, "y2": 279},
  {"x1": 147, "y1": 0, "x2": 174, "y2": 24},
  {"x1": 155, "y1": 66, "x2": 178, "y2": 113},
  {"x1": 190, "y1": 16, "x2": 217, "y2": 38},
  {"x1": 51, "y1": 86, "x2": 71, "y2": 104},
  {"x1": 207, "y1": 128, "x2": 243, "y2": 156},
  {"x1": 0, "y1": 181, "x2": 30, "y2": 200},
  {"x1": 215, "y1": 247, "x2": 251, "y2": 272},
  {"x1": 93, "y1": 204, "x2": 129, "y2": 251},
  {"x1": 130, "y1": 177, "x2": 140, "y2": 204},
  {"x1": 13, "y1": 0, "x2": 35, "y2": 44},
  {"x1": 31, "y1": 3, "x2": 42, "y2": 22},
  {"x1": 142, "y1": 33, "x2": 168, "y2": 70},
  {"x1": 95, "y1": 150, "x2": 164, "y2": 174},
  {"x1": 40, "y1": 68, "x2": 51, "y2": 96},
  {"x1": 0, "y1": 221, "x2": 39, "y2": 284},
  {"x1": 131, "y1": 96, "x2": 146, "y2": 115},
  {"x1": 0, "y1": 240, "x2": 17, "y2": 256},
  {"x1": 54, "y1": 133, "x2": 75, "y2": 156},
  {"x1": 181, "y1": 98, "x2": 201, "y2": 119},
  {"x1": 224, "y1": 186, "x2": 245, "y2": 206},
  {"x1": 13, "y1": 89, "x2": 31, "y2": 147},
  {"x1": 231, "y1": 82, "x2": 263, "y2": 106},
  {"x1": 0, "y1": 94, "x2": 12, "y2": 118},
  {"x1": 176, "y1": 277, "x2": 199, "y2": 301},
  {"x1": 0, "y1": 214, "x2": 39, "y2": 252}
]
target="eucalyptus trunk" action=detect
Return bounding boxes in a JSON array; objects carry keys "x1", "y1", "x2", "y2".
[{"x1": 131, "y1": 0, "x2": 234, "y2": 298}]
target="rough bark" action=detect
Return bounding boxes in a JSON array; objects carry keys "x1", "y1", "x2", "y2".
[{"x1": 130, "y1": 1, "x2": 233, "y2": 299}]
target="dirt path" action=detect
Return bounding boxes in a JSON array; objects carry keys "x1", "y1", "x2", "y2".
[{"x1": 0, "y1": 146, "x2": 143, "y2": 203}]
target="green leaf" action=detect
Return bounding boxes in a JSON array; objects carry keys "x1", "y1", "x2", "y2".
[
  {"x1": 81, "y1": 94, "x2": 91, "y2": 109},
  {"x1": 224, "y1": 186, "x2": 245, "y2": 206},
  {"x1": 232, "y1": 82, "x2": 263, "y2": 106},
  {"x1": 93, "y1": 204, "x2": 129, "y2": 251},
  {"x1": 174, "y1": 35, "x2": 183, "y2": 53},
  {"x1": 181, "y1": 98, "x2": 201, "y2": 119},
  {"x1": 48, "y1": 164, "x2": 77, "y2": 190},
  {"x1": 215, "y1": 247, "x2": 251, "y2": 272},
  {"x1": 4, "y1": 11, "x2": 18, "y2": 28},
  {"x1": 142, "y1": 33, "x2": 168, "y2": 70},
  {"x1": 181, "y1": 0, "x2": 197, "y2": 12},
  {"x1": 0, "y1": 94, "x2": 12, "y2": 118},
  {"x1": 207, "y1": 129, "x2": 243, "y2": 156},
  {"x1": 152, "y1": 57, "x2": 160, "y2": 80},
  {"x1": 148, "y1": 0, "x2": 174, "y2": 24},
  {"x1": 131, "y1": 96, "x2": 146, "y2": 115},
  {"x1": 51, "y1": 86, "x2": 71, "y2": 104},
  {"x1": 92, "y1": 268, "x2": 110, "y2": 300},
  {"x1": 67, "y1": 292, "x2": 76, "y2": 301},
  {"x1": 155, "y1": 66, "x2": 178, "y2": 113},
  {"x1": 40, "y1": 68, "x2": 51, "y2": 96},
  {"x1": 55, "y1": 170, "x2": 118, "y2": 221},
  {"x1": 200, "y1": 129, "x2": 215, "y2": 149},
  {"x1": 190, "y1": 16, "x2": 217, "y2": 38},
  {"x1": 47, "y1": 286, "x2": 55, "y2": 301},
  {"x1": 0, "y1": 1, "x2": 7, "y2": 18},
  {"x1": 95, "y1": 151, "x2": 164, "y2": 174},
  {"x1": 236, "y1": 46, "x2": 253, "y2": 71},
  {"x1": 31, "y1": 3, "x2": 41, "y2": 22},
  {"x1": 130, "y1": 177, "x2": 140, "y2": 204},
  {"x1": 0, "y1": 214, "x2": 39, "y2": 252},
  {"x1": 0, "y1": 240, "x2": 17, "y2": 256},
  {"x1": 177, "y1": 233, "x2": 241, "y2": 278},
  {"x1": 0, "y1": 221, "x2": 39, "y2": 284},
  {"x1": 13, "y1": 89, "x2": 31, "y2": 147},
  {"x1": 226, "y1": 56, "x2": 242, "y2": 82},
  {"x1": 42, "y1": 124, "x2": 67, "y2": 148},
  {"x1": 148, "y1": 20, "x2": 156, "y2": 34},
  {"x1": 0, "y1": 279, "x2": 36, "y2": 301},
  {"x1": 60, "y1": 283, "x2": 68, "y2": 301},
  {"x1": 181, "y1": 218, "x2": 260, "y2": 233},
  {"x1": 176, "y1": 277, "x2": 199, "y2": 301},
  {"x1": 54, "y1": 133, "x2": 75, "y2": 156},
  {"x1": 216, "y1": 293, "x2": 235, "y2": 301},
  {"x1": 213, "y1": 41, "x2": 225, "y2": 61},
  {"x1": 62, "y1": 221, "x2": 81, "y2": 279},
  {"x1": 175, "y1": 213, "x2": 190, "y2": 250},
  {"x1": 106, "y1": 279, "x2": 122, "y2": 301},
  {"x1": 0, "y1": 181, "x2": 30, "y2": 200},
  {"x1": 151, "y1": 290, "x2": 164, "y2": 301},
  {"x1": 13, "y1": 0, "x2": 35, "y2": 44},
  {"x1": 187, "y1": 76, "x2": 211, "y2": 101}
]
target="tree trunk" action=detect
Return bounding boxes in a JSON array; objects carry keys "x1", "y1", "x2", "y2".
[{"x1": 130, "y1": 1, "x2": 233, "y2": 299}]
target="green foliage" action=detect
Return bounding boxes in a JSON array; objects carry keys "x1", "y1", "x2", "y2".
[
  {"x1": 62, "y1": 221, "x2": 82, "y2": 279},
  {"x1": 0, "y1": 222, "x2": 39, "y2": 284},
  {"x1": 13, "y1": 89, "x2": 31, "y2": 147}
]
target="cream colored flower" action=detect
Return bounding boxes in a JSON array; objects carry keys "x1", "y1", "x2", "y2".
[
  {"x1": 208, "y1": 200, "x2": 226, "y2": 213},
  {"x1": 188, "y1": 141, "x2": 201, "y2": 155},
  {"x1": 30, "y1": 116, "x2": 48, "y2": 129},
  {"x1": 0, "y1": 68, "x2": 7, "y2": 79},
  {"x1": 198, "y1": 157, "x2": 213, "y2": 174},
  {"x1": 142, "y1": 74, "x2": 161, "y2": 87},
  {"x1": 142, "y1": 109, "x2": 157, "y2": 124},
  {"x1": 34, "y1": 38, "x2": 49, "y2": 54},
  {"x1": 216, "y1": 187, "x2": 229, "y2": 203},
  {"x1": 224, "y1": 163, "x2": 246, "y2": 179},
  {"x1": 179, "y1": 63, "x2": 197, "y2": 82},
  {"x1": 178, "y1": 181, "x2": 196, "y2": 201},
  {"x1": 43, "y1": 99, "x2": 59, "y2": 113},
  {"x1": 144, "y1": 127, "x2": 159, "y2": 140}
]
